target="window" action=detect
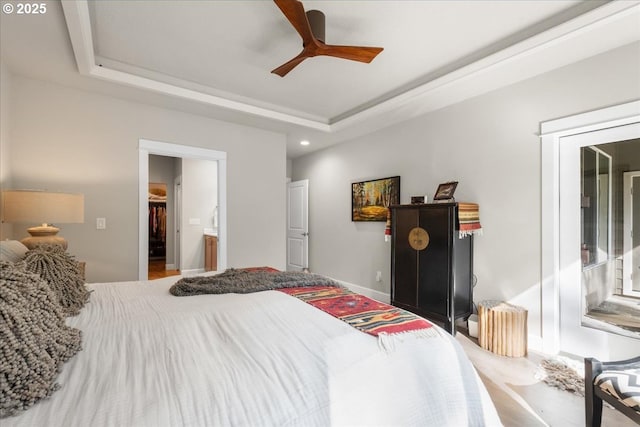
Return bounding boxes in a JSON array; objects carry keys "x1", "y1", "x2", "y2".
[{"x1": 581, "y1": 146, "x2": 612, "y2": 267}]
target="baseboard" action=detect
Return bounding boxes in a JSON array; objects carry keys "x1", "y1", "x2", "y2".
[
  {"x1": 181, "y1": 268, "x2": 205, "y2": 276},
  {"x1": 332, "y1": 278, "x2": 390, "y2": 303},
  {"x1": 166, "y1": 263, "x2": 176, "y2": 270}
]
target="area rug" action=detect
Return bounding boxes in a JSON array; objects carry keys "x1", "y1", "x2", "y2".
[{"x1": 535, "y1": 356, "x2": 585, "y2": 396}]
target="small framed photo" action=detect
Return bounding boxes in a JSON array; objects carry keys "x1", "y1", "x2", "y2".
[{"x1": 433, "y1": 181, "x2": 458, "y2": 201}]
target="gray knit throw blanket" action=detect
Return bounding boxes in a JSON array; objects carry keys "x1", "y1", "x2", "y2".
[
  {"x1": 170, "y1": 268, "x2": 343, "y2": 297},
  {"x1": 24, "y1": 245, "x2": 90, "y2": 317},
  {"x1": 0, "y1": 261, "x2": 82, "y2": 418}
]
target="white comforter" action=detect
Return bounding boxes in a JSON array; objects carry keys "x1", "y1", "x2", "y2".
[{"x1": 6, "y1": 275, "x2": 502, "y2": 426}]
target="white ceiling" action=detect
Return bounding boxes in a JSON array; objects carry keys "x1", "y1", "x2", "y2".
[{"x1": 2, "y1": 1, "x2": 640, "y2": 157}]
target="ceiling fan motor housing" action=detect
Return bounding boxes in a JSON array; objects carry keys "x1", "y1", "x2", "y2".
[{"x1": 306, "y1": 10, "x2": 325, "y2": 42}]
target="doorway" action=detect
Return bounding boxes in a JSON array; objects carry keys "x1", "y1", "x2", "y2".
[
  {"x1": 147, "y1": 157, "x2": 182, "y2": 280},
  {"x1": 541, "y1": 101, "x2": 640, "y2": 359},
  {"x1": 138, "y1": 139, "x2": 227, "y2": 281}
]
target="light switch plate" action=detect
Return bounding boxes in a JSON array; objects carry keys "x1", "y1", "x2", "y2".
[{"x1": 96, "y1": 218, "x2": 106, "y2": 229}]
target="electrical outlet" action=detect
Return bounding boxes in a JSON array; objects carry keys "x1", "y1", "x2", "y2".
[
  {"x1": 376, "y1": 271, "x2": 382, "y2": 282},
  {"x1": 96, "y1": 218, "x2": 106, "y2": 230}
]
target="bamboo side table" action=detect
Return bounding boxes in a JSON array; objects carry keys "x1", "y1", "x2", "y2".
[{"x1": 478, "y1": 300, "x2": 528, "y2": 357}]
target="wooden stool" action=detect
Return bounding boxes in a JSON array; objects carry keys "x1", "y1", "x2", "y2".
[{"x1": 478, "y1": 300, "x2": 527, "y2": 357}]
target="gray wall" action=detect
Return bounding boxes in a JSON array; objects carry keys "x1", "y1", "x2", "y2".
[
  {"x1": 2, "y1": 74, "x2": 287, "y2": 282},
  {"x1": 0, "y1": 62, "x2": 13, "y2": 239},
  {"x1": 291, "y1": 42, "x2": 640, "y2": 340}
]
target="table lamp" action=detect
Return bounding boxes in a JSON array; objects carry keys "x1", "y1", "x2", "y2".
[{"x1": 1, "y1": 190, "x2": 84, "y2": 249}]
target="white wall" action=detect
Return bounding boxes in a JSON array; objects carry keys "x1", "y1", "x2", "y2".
[
  {"x1": 0, "y1": 61, "x2": 13, "y2": 239},
  {"x1": 5, "y1": 75, "x2": 287, "y2": 282},
  {"x1": 286, "y1": 158, "x2": 292, "y2": 180},
  {"x1": 181, "y1": 158, "x2": 217, "y2": 271},
  {"x1": 292, "y1": 42, "x2": 640, "y2": 342}
]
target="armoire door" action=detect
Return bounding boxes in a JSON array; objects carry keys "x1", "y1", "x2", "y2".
[
  {"x1": 392, "y1": 208, "x2": 419, "y2": 307},
  {"x1": 417, "y1": 206, "x2": 453, "y2": 317}
]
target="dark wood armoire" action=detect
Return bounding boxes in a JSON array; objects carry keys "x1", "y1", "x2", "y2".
[{"x1": 390, "y1": 203, "x2": 474, "y2": 335}]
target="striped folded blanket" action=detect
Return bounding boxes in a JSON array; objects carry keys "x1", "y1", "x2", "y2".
[{"x1": 458, "y1": 202, "x2": 482, "y2": 238}]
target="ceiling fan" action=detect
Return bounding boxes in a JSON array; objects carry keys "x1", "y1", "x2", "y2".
[{"x1": 271, "y1": 0, "x2": 384, "y2": 77}]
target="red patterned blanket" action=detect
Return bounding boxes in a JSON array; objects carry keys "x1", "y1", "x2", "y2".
[
  {"x1": 177, "y1": 266, "x2": 437, "y2": 346},
  {"x1": 278, "y1": 286, "x2": 435, "y2": 341}
]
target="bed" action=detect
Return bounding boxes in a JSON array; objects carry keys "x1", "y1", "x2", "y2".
[{"x1": 2, "y1": 258, "x2": 502, "y2": 426}]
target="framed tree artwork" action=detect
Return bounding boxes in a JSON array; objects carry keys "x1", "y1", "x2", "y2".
[{"x1": 352, "y1": 176, "x2": 400, "y2": 221}]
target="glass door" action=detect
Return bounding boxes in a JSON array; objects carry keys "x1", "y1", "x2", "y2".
[{"x1": 623, "y1": 172, "x2": 640, "y2": 297}]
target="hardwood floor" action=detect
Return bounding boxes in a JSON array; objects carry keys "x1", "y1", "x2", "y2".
[
  {"x1": 148, "y1": 259, "x2": 180, "y2": 280},
  {"x1": 456, "y1": 330, "x2": 635, "y2": 426}
]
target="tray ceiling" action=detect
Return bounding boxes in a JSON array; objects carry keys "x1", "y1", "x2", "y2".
[{"x1": 2, "y1": 1, "x2": 639, "y2": 157}]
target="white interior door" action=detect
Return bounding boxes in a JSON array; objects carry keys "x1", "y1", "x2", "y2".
[
  {"x1": 287, "y1": 180, "x2": 309, "y2": 271},
  {"x1": 623, "y1": 172, "x2": 640, "y2": 297}
]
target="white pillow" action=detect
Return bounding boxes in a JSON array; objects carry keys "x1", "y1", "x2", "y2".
[{"x1": 0, "y1": 240, "x2": 29, "y2": 262}]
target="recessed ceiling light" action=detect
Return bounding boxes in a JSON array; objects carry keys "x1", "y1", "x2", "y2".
[{"x1": 300, "y1": 140, "x2": 310, "y2": 146}]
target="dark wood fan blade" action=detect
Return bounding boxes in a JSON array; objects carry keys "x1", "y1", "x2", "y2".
[
  {"x1": 319, "y1": 44, "x2": 383, "y2": 63},
  {"x1": 274, "y1": 0, "x2": 314, "y2": 45},
  {"x1": 271, "y1": 0, "x2": 384, "y2": 76},
  {"x1": 271, "y1": 51, "x2": 309, "y2": 77}
]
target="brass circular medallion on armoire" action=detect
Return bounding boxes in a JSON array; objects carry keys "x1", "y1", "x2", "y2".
[{"x1": 408, "y1": 227, "x2": 429, "y2": 250}]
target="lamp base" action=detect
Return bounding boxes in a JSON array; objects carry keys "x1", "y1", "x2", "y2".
[{"x1": 22, "y1": 224, "x2": 68, "y2": 250}]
